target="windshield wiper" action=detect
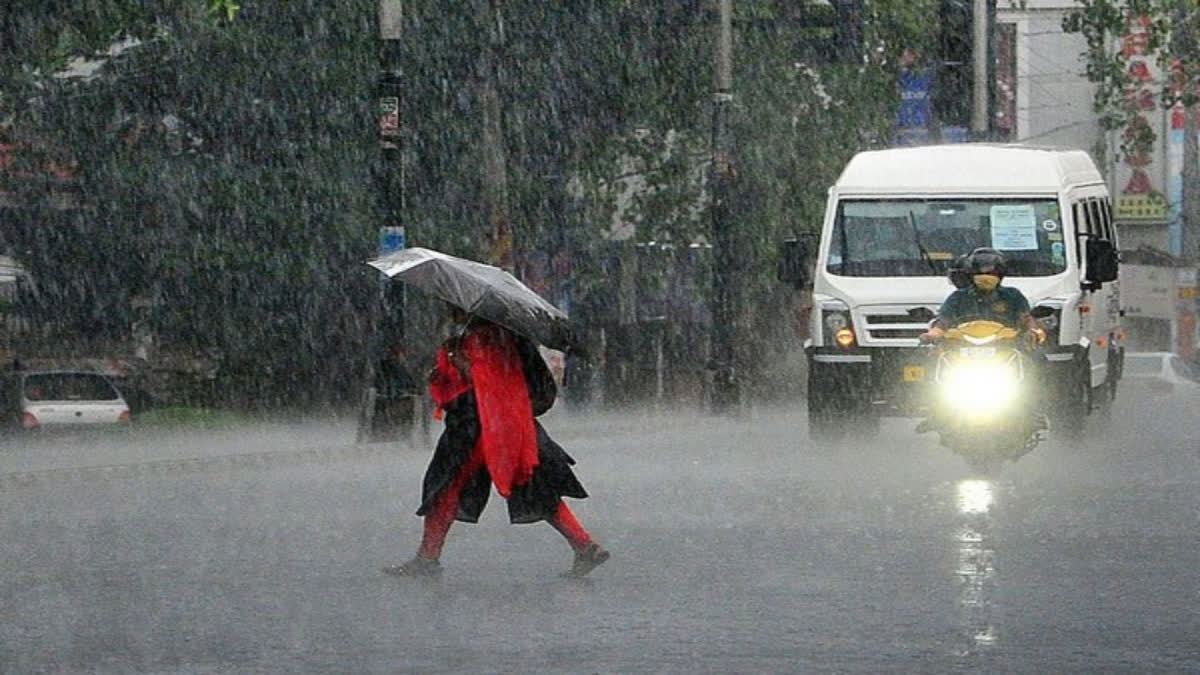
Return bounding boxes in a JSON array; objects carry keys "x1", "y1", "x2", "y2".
[{"x1": 909, "y1": 211, "x2": 939, "y2": 276}]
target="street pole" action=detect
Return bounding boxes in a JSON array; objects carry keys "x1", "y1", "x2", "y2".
[
  {"x1": 357, "y1": 0, "x2": 406, "y2": 443},
  {"x1": 377, "y1": 0, "x2": 405, "y2": 324},
  {"x1": 1176, "y1": 5, "x2": 1200, "y2": 359},
  {"x1": 1177, "y1": 6, "x2": 1200, "y2": 264},
  {"x1": 477, "y1": 0, "x2": 513, "y2": 272},
  {"x1": 971, "y1": 0, "x2": 989, "y2": 138},
  {"x1": 1185, "y1": 105, "x2": 1199, "y2": 263},
  {"x1": 709, "y1": 0, "x2": 739, "y2": 413}
]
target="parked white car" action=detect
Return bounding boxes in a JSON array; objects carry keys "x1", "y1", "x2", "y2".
[
  {"x1": 1121, "y1": 352, "x2": 1200, "y2": 396},
  {"x1": 2, "y1": 369, "x2": 131, "y2": 431}
]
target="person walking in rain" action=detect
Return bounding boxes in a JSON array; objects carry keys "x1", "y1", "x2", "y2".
[{"x1": 384, "y1": 306, "x2": 609, "y2": 579}]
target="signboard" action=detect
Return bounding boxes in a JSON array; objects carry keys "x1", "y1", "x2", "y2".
[
  {"x1": 379, "y1": 96, "x2": 400, "y2": 137},
  {"x1": 378, "y1": 226, "x2": 406, "y2": 256},
  {"x1": 894, "y1": 65, "x2": 932, "y2": 147},
  {"x1": 989, "y1": 204, "x2": 1038, "y2": 250},
  {"x1": 377, "y1": 71, "x2": 403, "y2": 150},
  {"x1": 1178, "y1": 267, "x2": 1198, "y2": 300},
  {"x1": 1121, "y1": 264, "x2": 1175, "y2": 319},
  {"x1": 379, "y1": 0, "x2": 403, "y2": 40},
  {"x1": 1114, "y1": 194, "x2": 1168, "y2": 221},
  {"x1": 1112, "y1": 18, "x2": 1169, "y2": 225}
]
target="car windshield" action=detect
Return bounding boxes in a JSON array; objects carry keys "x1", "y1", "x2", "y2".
[
  {"x1": 23, "y1": 373, "x2": 120, "y2": 402},
  {"x1": 1124, "y1": 356, "x2": 1165, "y2": 376},
  {"x1": 826, "y1": 198, "x2": 1068, "y2": 277}
]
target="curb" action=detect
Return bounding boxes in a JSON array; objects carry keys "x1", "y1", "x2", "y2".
[{"x1": 0, "y1": 442, "x2": 409, "y2": 490}]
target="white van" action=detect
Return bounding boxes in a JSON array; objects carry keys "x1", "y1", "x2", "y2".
[{"x1": 780, "y1": 144, "x2": 1122, "y2": 440}]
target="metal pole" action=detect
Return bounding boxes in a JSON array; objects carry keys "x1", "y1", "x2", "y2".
[
  {"x1": 710, "y1": 0, "x2": 739, "y2": 413},
  {"x1": 971, "y1": 0, "x2": 989, "y2": 137},
  {"x1": 478, "y1": 0, "x2": 513, "y2": 272},
  {"x1": 1185, "y1": 107, "x2": 1199, "y2": 263},
  {"x1": 358, "y1": 0, "x2": 406, "y2": 443},
  {"x1": 1178, "y1": 5, "x2": 1200, "y2": 264}
]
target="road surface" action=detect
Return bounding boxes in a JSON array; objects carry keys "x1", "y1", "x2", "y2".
[{"x1": 2, "y1": 397, "x2": 1198, "y2": 672}]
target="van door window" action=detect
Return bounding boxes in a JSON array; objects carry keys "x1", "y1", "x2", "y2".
[
  {"x1": 1099, "y1": 198, "x2": 1116, "y2": 243},
  {"x1": 1086, "y1": 199, "x2": 1104, "y2": 239},
  {"x1": 1072, "y1": 201, "x2": 1088, "y2": 263}
]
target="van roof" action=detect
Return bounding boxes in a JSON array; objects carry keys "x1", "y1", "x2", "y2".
[{"x1": 835, "y1": 143, "x2": 1104, "y2": 195}]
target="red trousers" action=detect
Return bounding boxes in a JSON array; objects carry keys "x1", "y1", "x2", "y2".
[{"x1": 417, "y1": 447, "x2": 594, "y2": 560}]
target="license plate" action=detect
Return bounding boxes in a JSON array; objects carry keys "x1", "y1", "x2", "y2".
[
  {"x1": 959, "y1": 346, "x2": 997, "y2": 357},
  {"x1": 903, "y1": 365, "x2": 925, "y2": 382}
]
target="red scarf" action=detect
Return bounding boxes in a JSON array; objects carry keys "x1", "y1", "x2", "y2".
[{"x1": 429, "y1": 323, "x2": 539, "y2": 498}]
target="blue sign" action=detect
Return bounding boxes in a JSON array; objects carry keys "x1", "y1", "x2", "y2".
[
  {"x1": 378, "y1": 226, "x2": 406, "y2": 256},
  {"x1": 941, "y1": 126, "x2": 970, "y2": 143},
  {"x1": 896, "y1": 69, "x2": 933, "y2": 129}
]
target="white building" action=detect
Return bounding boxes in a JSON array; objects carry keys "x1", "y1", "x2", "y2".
[
  {"x1": 997, "y1": 0, "x2": 1173, "y2": 253},
  {"x1": 997, "y1": 0, "x2": 1194, "y2": 354}
]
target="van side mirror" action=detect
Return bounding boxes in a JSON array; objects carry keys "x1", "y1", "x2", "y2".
[
  {"x1": 778, "y1": 232, "x2": 817, "y2": 290},
  {"x1": 1083, "y1": 238, "x2": 1119, "y2": 287}
]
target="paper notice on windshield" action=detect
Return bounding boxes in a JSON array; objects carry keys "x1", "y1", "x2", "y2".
[{"x1": 989, "y1": 205, "x2": 1038, "y2": 250}]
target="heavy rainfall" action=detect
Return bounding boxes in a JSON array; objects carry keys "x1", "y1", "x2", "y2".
[{"x1": 2, "y1": 1, "x2": 1200, "y2": 673}]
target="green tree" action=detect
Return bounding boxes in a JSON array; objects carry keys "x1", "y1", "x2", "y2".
[
  {"x1": 1, "y1": 0, "x2": 942, "y2": 409},
  {"x1": 1063, "y1": 0, "x2": 1200, "y2": 161}
]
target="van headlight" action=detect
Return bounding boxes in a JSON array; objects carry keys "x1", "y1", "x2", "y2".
[{"x1": 821, "y1": 301, "x2": 855, "y2": 348}]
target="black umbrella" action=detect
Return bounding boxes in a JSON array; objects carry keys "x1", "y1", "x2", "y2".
[{"x1": 367, "y1": 247, "x2": 575, "y2": 352}]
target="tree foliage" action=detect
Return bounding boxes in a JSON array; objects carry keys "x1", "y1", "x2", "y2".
[
  {"x1": 2, "y1": 0, "x2": 938, "y2": 408},
  {"x1": 1063, "y1": 0, "x2": 1200, "y2": 160}
]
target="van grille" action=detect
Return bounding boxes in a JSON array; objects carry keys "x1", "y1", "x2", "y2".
[{"x1": 859, "y1": 306, "x2": 938, "y2": 343}]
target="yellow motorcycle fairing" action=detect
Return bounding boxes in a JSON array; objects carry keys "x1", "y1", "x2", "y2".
[{"x1": 943, "y1": 320, "x2": 1019, "y2": 345}]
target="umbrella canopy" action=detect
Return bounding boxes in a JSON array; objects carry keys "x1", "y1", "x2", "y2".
[{"x1": 367, "y1": 247, "x2": 575, "y2": 351}]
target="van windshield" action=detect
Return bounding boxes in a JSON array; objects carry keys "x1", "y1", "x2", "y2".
[{"x1": 826, "y1": 198, "x2": 1067, "y2": 277}]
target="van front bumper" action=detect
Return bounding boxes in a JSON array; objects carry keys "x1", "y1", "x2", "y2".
[{"x1": 806, "y1": 346, "x2": 932, "y2": 415}]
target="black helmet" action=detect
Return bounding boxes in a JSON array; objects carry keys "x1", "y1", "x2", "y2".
[
  {"x1": 948, "y1": 254, "x2": 971, "y2": 289},
  {"x1": 966, "y1": 247, "x2": 1007, "y2": 279}
]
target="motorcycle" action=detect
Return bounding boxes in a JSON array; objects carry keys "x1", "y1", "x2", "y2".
[{"x1": 925, "y1": 319, "x2": 1045, "y2": 473}]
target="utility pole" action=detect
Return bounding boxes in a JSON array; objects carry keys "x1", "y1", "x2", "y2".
[
  {"x1": 357, "y1": 0, "x2": 408, "y2": 444},
  {"x1": 377, "y1": 0, "x2": 406, "y2": 317},
  {"x1": 709, "y1": 0, "x2": 739, "y2": 413},
  {"x1": 970, "y1": 0, "x2": 990, "y2": 139},
  {"x1": 1177, "y1": 6, "x2": 1200, "y2": 263},
  {"x1": 477, "y1": 0, "x2": 513, "y2": 272}
]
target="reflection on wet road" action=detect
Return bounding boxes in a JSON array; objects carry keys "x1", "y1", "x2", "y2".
[
  {"x1": 954, "y1": 479, "x2": 998, "y2": 659},
  {"x1": 2, "y1": 397, "x2": 1199, "y2": 672}
]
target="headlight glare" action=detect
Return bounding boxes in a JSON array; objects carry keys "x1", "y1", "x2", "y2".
[{"x1": 940, "y1": 361, "x2": 1020, "y2": 413}]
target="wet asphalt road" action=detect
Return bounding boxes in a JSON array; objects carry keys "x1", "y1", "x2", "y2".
[{"x1": 2, "y1": 396, "x2": 1199, "y2": 673}]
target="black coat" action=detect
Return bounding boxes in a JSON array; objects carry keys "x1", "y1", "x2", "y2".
[{"x1": 416, "y1": 338, "x2": 587, "y2": 524}]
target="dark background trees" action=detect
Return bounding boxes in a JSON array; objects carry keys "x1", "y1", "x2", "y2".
[{"x1": 0, "y1": 0, "x2": 934, "y2": 411}]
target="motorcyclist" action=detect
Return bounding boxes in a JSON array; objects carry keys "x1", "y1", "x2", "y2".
[
  {"x1": 919, "y1": 247, "x2": 1042, "y2": 346},
  {"x1": 947, "y1": 253, "x2": 971, "y2": 290},
  {"x1": 917, "y1": 247, "x2": 1047, "y2": 434}
]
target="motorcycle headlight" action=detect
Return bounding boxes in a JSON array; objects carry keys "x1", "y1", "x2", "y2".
[{"x1": 939, "y1": 359, "x2": 1021, "y2": 413}]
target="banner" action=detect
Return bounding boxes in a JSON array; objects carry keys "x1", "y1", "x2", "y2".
[{"x1": 1111, "y1": 18, "x2": 1168, "y2": 225}]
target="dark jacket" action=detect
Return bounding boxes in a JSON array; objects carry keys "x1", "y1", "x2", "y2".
[{"x1": 416, "y1": 336, "x2": 586, "y2": 524}]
